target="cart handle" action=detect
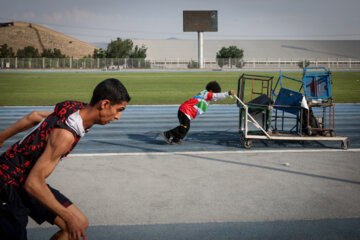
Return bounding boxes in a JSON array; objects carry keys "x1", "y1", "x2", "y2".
[{"x1": 231, "y1": 95, "x2": 271, "y2": 139}]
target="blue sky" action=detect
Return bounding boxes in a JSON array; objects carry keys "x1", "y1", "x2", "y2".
[{"x1": 1, "y1": 0, "x2": 359, "y2": 43}]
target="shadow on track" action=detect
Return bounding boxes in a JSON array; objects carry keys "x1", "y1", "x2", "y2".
[{"x1": 28, "y1": 217, "x2": 360, "y2": 240}]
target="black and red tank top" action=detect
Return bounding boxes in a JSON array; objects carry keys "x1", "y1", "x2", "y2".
[{"x1": 0, "y1": 100, "x2": 86, "y2": 187}]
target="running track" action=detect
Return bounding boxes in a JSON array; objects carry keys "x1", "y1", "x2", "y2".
[{"x1": 1, "y1": 104, "x2": 360, "y2": 239}]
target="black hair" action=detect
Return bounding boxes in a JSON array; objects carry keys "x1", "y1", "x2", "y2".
[
  {"x1": 90, "y1": 78, "x2": 131, "y2": 106},
  {"x1": 206, "y1": 81, "x2": 221, "y2": 93}
]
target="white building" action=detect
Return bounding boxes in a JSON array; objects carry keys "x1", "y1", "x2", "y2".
[{"x1": 132, "y1": 39, "x2": 360, "y2": 60}]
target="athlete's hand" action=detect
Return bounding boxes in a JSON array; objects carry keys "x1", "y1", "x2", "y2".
[
  {"x1": 229, "y1": 90, "x2": 235, "y2": 95},
  {"x1": 66, "y1": 215, "x2": 88, "y2": 240}
]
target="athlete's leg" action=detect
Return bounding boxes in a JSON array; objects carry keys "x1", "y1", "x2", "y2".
[
  {"x1": 25, "y1": 185, "x2": 88, "y2": 239},
  {"x1": 0, "y1": 185, "x2": 28, "y2": 240},
  {"x1": 170, "y1": 110, "x2": 191, "y2": 143}
]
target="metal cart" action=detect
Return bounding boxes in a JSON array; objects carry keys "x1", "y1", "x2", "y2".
[
  {"x1": 237, "y1": 73, "x2": 274, "y2": 135},
  {"x1": 302, "y1": 67, "x2": 335, "y2": 136},
  {"x1": 234, "y1": 71, "x2": 349, "y2": 150}
]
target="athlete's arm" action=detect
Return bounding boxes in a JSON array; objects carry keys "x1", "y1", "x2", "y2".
[
  {"x1": 23, "y1": 128, "x2": 87, "y2": 240},
  {"x1": 210, "y1": 90, "x2": 235, "y2": 101},
  {"x1": 0, "y1": 110, "x2": 52, "y2": 147}
]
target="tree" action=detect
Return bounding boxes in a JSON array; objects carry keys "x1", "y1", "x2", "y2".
[
  {"x1": 104, "y1": 38, "x2": 148, "y2": 68},
  {"x1": 105, "y1": 38, "x2": 147, "y2": 59},
  {"x1": 52, "y1": 48, "x2": 66, "y2": 58},
  {"x1": 216, "y1": 45, "x2": 244, "y2": 59},
  {"x1": 41, "y1": 49, "x2": 52, "y2": 58},
  {"x1": 0, "y1": 44, "x2": 15, "y2": 58},
  {"x1": 41, "y1": 48, "x2": 66, "y2": 58},
  {"x1": 106, "y1": 38, "x2": 134, "y2": 58},
  {"x1": 129, "y1": 45, "x2": 147, "y2": 58},
  {"x1": 298, "y1": 59, "x2": 311, "y2": 69},
  {"x1": 93, "y1": 48, "x2": 106, "y2": 58},
  {"x1": 216, "y1": 45, "x2": 244, "y2": 68},
  {"x1": 16, "y1": 46, "x2": 40, "y2": 58},
  {"x1": 127, "y1": 45, "x2": 148, "y2": 68}
]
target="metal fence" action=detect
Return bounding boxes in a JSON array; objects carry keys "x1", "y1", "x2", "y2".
[{"x1": 1, "y1": 58, "x2": 360, "y2": 70}]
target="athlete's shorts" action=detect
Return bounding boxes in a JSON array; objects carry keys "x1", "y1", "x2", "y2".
[{"x1": 0, "y1": 184, "x2": 72, "y2": 240}]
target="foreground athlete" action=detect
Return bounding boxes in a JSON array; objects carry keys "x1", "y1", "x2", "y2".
[{"x1": 0, "y1": 78, "x2": 131, "y2": 240}]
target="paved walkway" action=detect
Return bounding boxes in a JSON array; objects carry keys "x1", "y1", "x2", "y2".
[{"x1": 28, "y1": 150, "x2": 360, "y2": 239}]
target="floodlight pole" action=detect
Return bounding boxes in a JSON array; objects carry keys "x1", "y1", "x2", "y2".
[{"x1": 198, "y1": 31, "x2": 204, "y2": 69}]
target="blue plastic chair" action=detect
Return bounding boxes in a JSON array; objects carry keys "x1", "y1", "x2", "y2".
[{"x1": 302, "y1": 67, "x2": 332, "y2": 101}]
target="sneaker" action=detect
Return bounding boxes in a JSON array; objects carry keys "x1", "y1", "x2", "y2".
[
  {"x1": 171, "y1": 140, "x2": 184, "y2": 145},
  {"x1": 161, "y1": 131, "x2": 171, "y2": 144}
]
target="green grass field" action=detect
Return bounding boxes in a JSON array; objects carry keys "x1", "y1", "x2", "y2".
[{"x1": 0, "y1": 71, "x2": 359, "y2": 106}]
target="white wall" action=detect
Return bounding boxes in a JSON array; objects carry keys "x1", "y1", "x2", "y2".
[{"x1": 132, "y1": 39, "x2": 360, "y2": 60}]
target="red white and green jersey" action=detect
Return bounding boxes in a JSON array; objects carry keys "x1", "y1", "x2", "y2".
[{"x1": 179, "y1": 90, "x2": 231, "y2": 120}]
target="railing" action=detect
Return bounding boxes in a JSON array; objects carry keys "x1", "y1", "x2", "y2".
[{"x1": 1, "y1": 58, "x2": 360, "y2": 70}]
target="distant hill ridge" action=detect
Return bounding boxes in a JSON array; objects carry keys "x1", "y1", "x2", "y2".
[{"x1": 0, "y1": 21, "x2": 97, "y2": 58}]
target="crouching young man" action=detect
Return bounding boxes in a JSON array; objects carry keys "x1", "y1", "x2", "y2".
[{"x1": 0, "y1": 78, "x2": 130, "y2": 240}]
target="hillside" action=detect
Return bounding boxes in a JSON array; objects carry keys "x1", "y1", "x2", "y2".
[{"x1": 0, "y1": 22, "x2": 97, "y2": 58}]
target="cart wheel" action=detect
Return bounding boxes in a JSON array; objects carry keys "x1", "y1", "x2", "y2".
[
  {"x1": 243, "y1": 139, "x2": 252, "y2": 149},
  {"x1": 341, "y1": 139, "x2": 349, "y2": 150}
]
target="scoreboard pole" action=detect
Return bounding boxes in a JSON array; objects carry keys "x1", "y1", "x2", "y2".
[
  {"x1": 183, "y1": 10, "x2": 217, "y2": 69},
  {"x1": 198, "y1": 31, "x2": 204, "y2": 69}
]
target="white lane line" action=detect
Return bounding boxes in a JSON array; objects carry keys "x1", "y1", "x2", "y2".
[{"x1": 69, "y1": 148, "x2": 360, "y2": 157}]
